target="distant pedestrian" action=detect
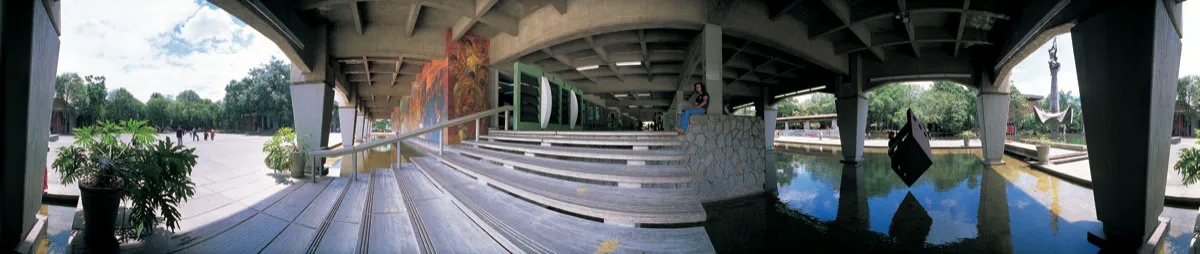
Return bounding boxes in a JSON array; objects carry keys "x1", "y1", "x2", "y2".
[
  {"x1": 210, "y1": 129, "x2": 216, "y2": 140},
  {"x1": 191, "y1": 128, "x2": 199, "y2": 141},
  {"x1": 203, "y1": 130, "x2": 209, "y2": 140},
  {"x1": 176, "y1": 126, "x2": 185, "y2": 145}
]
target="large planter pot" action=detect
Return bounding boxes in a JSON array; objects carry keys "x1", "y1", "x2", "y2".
[
  {"x1": 963, "y1": 138, "x2": 970, "y2": 147},
  {"x1": 1036, "y1": 144, "x2": 1051, "y2": 164},
  {"x1": 80, "y1": 183, "x2": 122, "y2": 247},
  {"x1": 290, "y1": 152, "x2": 306, "y2": 178}
]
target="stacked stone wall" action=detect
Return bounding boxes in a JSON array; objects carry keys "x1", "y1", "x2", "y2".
[{"x1": 682, "y1": 115, "x2": 767, "y2": 202}]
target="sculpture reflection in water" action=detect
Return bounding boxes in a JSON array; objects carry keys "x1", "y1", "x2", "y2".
[{"x1": 887, "y1": 108, "x2": 933, "y2": 186}]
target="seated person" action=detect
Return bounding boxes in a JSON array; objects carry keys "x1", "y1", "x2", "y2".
[{"x1": 675, "y1": 82, "x2": 709, "y2": 134}]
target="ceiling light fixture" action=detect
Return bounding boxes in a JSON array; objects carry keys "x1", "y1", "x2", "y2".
[
  {"x1": 636, "y1": 93, "x2": 651, "y2": 97},
  {"x1": 614, "y1": 94, "x2": 629, "y2": 98},
  {"x1": 615, "y1": 61, "x2": 641, "y2": 66},
  {"x1": 576, "y1": 65, "x2": 600, "y2": 71}
]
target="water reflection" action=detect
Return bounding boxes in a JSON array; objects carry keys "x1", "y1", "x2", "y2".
[{"x1": 702, "y1": 145, "x2": 1114, "y2": 252}]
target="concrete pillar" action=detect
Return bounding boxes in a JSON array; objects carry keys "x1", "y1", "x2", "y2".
[
  {"x1": 835, "y1": 164, "x2": 869, "y2": 231},
  {"x1": 764, "y1": 106, "x2": 777, "y2": 151},
  {"x1": 835, "y1": 54, "x2": 867, "y2": 163},
  {"x1": 1, "y1": 0, "x2": 58, "y2": 250},
  {"x1": 803, "y1": 121, "x2": 809, "y2": 131},
  {"x1": 784, "y1": 122, "x2": 789, "y2": 130},
  {"x1": 289, "y1": 70, "x2": 334, "y2": 169},
  {"x1": 488, "y1": 67, "x2": 499, "y2": 128},
  {"x1": 1072, "y1": 1, "x2": 1181, "y2": 250},
  {"x1": 702, "y1": 24, "x2": 723, "y2": 115},
  {"x1": 976, "y1": 69, "x2": 1009, "y2": 165},
  {"x1": 338, "y1": 107, "x2": 357, "y2": 147},
  {"x1": 356, "y1": 114, "x2": 366, "y2": 141}
]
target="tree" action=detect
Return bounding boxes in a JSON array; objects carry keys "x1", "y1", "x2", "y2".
[
  {"x1": 102, "y1": 88, "x2": 144, "y2": 122},
  {"x1": 145, "y1": 96, "x2": 173, "y2": 128},
  {"x1": 867, "y1": 84, "x2": 918, "y2": 129},
  {"x1": 73, "y1": 75, "x2": 109, "y2": 126},
  {"x1": 176, "y1": 90, "x2": 202, "y2": 103}
]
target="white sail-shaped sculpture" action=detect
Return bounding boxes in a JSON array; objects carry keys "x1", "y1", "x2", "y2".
[
  {"x1": 569, "y1": 90, "x2": 579, "y2": 129},
  {"x1": 539, "y1": 76, "x2": 552, "y2": 129}
]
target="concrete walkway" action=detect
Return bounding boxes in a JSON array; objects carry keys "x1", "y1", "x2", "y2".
[
  {"x1": 1005, "y1": 138, "x2": 1200, "y2": 204},
  {"x1": 775, "y1": 135, "x2": 982, "y2": 149}
]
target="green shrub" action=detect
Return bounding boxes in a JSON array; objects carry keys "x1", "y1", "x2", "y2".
[
  {"x1": 1175, "y1": 129, "x2": 1200, "y2": 185},
  {"x1": 52, "y1": 120, "x2": 198, "y2": 239},
  {"x1": 262, "y1": 127, "x2": 309, "y2": 172}
]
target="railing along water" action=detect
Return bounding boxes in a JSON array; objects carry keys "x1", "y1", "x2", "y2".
[{"x1": 306, "y1": 106, "x2": 514, "y2": 181}]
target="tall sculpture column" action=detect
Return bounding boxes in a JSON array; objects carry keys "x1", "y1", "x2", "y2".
[
  {"x1": 1072, "y1": 1, "x2": 1181, "y2": 250},
  {"x1": 976, "y1": 69, "x2": 1009, "y2": 165},
  {"x1": 835, "y1": 54, "x2": 868, "y2": 163},
  {"x1": 1047, "y1": 40, "x2": 1062, "y2": 140},
  {"x1": 289, "y1": 66, "x2": 334, "y2": 170}
]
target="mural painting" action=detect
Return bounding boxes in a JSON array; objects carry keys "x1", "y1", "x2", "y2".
[
  {"x1": 406, "y1": 60, "x2": 448, "y2": 143},
  {"x1": 446, "y1": 31, "x2": 490, "y2": 144}
]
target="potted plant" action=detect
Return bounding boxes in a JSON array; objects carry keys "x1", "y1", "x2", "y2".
[
  {"x1": 52, "y1": 120, "x2": 198, "y2": 246},
  {"x1": 263, "y1": 127, "x2": 310, "y2": 178},
  {"x1": 959, "y1": 130, "x2": 975, "y2": 147}
]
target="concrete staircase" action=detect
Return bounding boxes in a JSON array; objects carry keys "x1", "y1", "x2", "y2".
[{"x1": 411, "y1": 130, "x2": 707, "y2": 227}]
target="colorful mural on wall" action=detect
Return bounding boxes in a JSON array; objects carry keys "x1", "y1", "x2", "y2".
[
  {"x1": 398, "y1": 29, "x2": 490, "y2": 145},
  {"x1": 446, "y1": 32, "x2": 490, "y2": 144},
  {"x1": 405, "y1": 60, "x2": 448, "y2": 143}
]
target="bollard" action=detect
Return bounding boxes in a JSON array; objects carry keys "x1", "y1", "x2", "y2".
[{"x1": 475, "y1": 119, "x2": 480, "y2": 143}]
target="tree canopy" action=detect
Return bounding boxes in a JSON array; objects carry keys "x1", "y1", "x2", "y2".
[{"x1": 53, "y1": 58, "x2": 295, "y2": 133}]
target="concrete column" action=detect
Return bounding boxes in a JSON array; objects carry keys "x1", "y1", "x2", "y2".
[
  {"x1": 976, "y1": 69, "x2": 1009, "y2": 165},
  {"x1": 289, "y1": 75, "x2": 334, "y2": 169},
  {"x1": 702, "y1": 24, "x2": 723, "y2": 115},
  {"x1": 764, "y1": 106, "x2": 777, "y2": 150},
  {"x1": 338, "y1": 107, "x2": 357, "y2": 148},
  {"x1": 1, "y1": 1, "x2": 58, "y2": 250},
  {"x1": 356, "y1": 114, "x2": 366, "y2": 141},
  {"x1": 784, "y1": 122, "x2": 789, "y2": 130},
  {"x1": 976, "y1": 92, "x2": 1008, "y2": 165},
  {"x1": 488, "y1": 67, "x2": 499, "y2": 128},
  {"x1": 1072, "y1": 1, "x2": 1181, "y2": 250},
  {"x1": 835, "y1": 54, "x2": 867, "y2": 163},
  {"x1": 803, "y1": 121, "x2": 809, "y2": 131}
]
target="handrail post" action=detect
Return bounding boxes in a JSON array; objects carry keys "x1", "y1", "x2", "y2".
[
  {"x1": 504, "y1": 111, "x2": 509, "y2": 130},
  {"x1": 475, "y1": 119, "x2": 480, "y2": 143},
  {"x1": 439, "y1": 137, "x2": 444, "y2": 156}
]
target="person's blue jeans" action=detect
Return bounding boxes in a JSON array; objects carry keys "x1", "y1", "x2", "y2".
[{"x1": 680, "y1": 108, "x2": 706, "y2": 131}]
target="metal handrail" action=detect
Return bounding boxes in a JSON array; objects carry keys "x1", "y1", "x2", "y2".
[{"x1": 306, "y1": 106, "x2": 514, "y2": 181}]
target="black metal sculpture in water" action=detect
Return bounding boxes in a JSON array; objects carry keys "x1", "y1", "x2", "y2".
[{"x1": 887, "y1": 109, "x2": 933, "y2": 187}]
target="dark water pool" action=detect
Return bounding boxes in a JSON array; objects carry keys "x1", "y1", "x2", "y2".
[{"x1": 701, "y1": 145, "x2": 1195, "y2": 253}]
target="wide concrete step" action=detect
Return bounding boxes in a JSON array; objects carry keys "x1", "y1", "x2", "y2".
[
  {"x1": 427, "y1": 153, "x2": 706, "y2": 225},
  {"x1": 490, "y1": 130, "x2": 678, "y2": 137},
  {"x1": 412, "y1": 157, "x2": 716, "y2": 253},
  {"x1": 364, "y1": 168, "x2": 422, "y2": 253},
  {"x1": 480, "y1": 135, "x2": 682, "y2": 147},
  {"x1": 453, "y1": 145, "x2": 693, "y2": 186},
  {"x1": 463, "y1": 140, "x2": 683, "y2": 162},
  {"x1": 391, "y1": 166, "x2": 508, "y2": 253}
]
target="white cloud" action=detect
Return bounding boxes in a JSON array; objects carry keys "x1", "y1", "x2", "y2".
[
  {"x1": 1010, "y1": 1, "x2": 1199, "y2": 96},
  {"x1": 58, "y1": 0, "x2": 286, "y2": 102}
]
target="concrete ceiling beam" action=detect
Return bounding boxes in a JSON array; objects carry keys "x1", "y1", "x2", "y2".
[
  {"x1": 405, "y1": 3, "x2": 421, "y2": 36},
  {"x1": 391, "y1": 56, "x2": 403, "y2": 87},
  {"x1": 819, "y1": 0, "x2": 885, "y2": 61},
  {"x1": 583, "y1": 36, "x2": 624, "y2": 82},
  {"x1": 952, "y1": 0, "x2": 971, "y2": 57},
  {"x1": 350, "y1": 1, "x2": 364, "y2": 34},
  {"x1": 767, "y1": 0, "x2": 806, "y2": 21},
  {"x1": 898, "y1": 0, "x2": 921, "y2": 58},
  {"x1": 546, "y1": 0, "x2": 567, "y2": 14},
  {"x1": 638, "y1": 30, "x2": 653, "y2": 81},
  {"x1": 421, "y1": 0, "x2": 519, "y2": 36},
  {"x1": 210, "y1": 0, "x2": 312, "y2": 72},
  {"x1": 328, "y1": 26, "x2": 444, "y2": 60}
]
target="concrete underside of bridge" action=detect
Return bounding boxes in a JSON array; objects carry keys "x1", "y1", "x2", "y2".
[{"x1": 0, "y1": 0, "x2": 1185, "y2": 252}]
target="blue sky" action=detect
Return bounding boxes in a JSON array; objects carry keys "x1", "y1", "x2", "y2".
[
  {"x1": 57, "y1": 1, "x2": 1197, "y2": 102},
  {"x1": 57, "y1": 0, "x2": 284, "y2": 102}
]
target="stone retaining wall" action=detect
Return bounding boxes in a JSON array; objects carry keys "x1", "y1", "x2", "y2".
[{"x1": 682, "y1": 115, "x2": 767, "y2": 202}]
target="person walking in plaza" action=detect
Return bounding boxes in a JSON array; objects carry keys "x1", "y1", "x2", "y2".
[
  {"x1": 210, "y1": 128, "x2": 216, "y2": 140},
  {"x1": 675, "y1": 82, "x2": 709, "y2": 134},
  {"x1": 203, "y1": 129, "x2": 209, "y2": 140},
  {"x1": 191, "y1": 128, "x2": 199, "y2": 141},
  {"x1": 176, "y1": 126, "x2": 185, "y2": 145}
]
